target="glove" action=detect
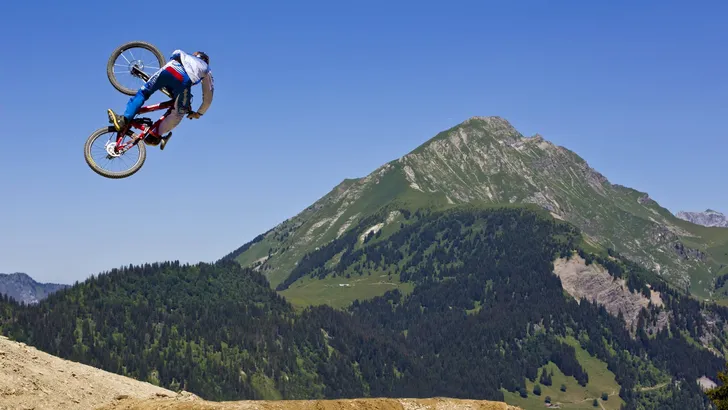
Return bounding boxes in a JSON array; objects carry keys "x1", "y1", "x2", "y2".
[{"x1": 187, "y1": 111, "x2": 202, "y2": 119}]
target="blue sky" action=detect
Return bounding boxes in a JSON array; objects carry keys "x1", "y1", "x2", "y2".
[{"x1": 1, "y1": 0, "x2": 726, "y2": 284}]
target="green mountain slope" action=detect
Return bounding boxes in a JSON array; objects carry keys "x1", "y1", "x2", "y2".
[
  {"x1": 3, "y1": 207, "x2": 726, "y2": 410},
  {"x1": 229, "y1": 116, "x2": 728, "y2": 303}
]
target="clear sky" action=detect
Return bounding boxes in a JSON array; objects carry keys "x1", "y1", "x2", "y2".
[{"x1": 1, "y1": 0, "x2": 726, "y2": 284}]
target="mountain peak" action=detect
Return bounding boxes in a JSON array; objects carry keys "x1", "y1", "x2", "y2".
[
  {"x1": 0, "y1": 272, "x2": 69, "y2": 304},
  {"x1": 405, "y1": 116, "x2": 524, "y2": 160},
  {"x1": 676, "y1": 209, "x2": 728, "y2": 228},
  {"x1": 461, "y1": 115, "x2": 522, "y2": 141},
  {"x1": 2, "y1": 272, "x2": 31, "y2": 278},
  {"x1": 458, "y1": 117, "x2": 558, "y2": 150},
  {"x1": 232, "y1": 115, "x2": 728, "y2": 300},
  {"x1": 463, "y1": 115, "x2": 512, "y2": 126}
]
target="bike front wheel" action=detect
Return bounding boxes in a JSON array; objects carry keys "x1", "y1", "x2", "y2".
[
  {"x1": 107, "y1": 41, "x2": 166, "y2": 96},
  {"x1": 84, "y1": 126, "x2": 147, "y2": 179}
]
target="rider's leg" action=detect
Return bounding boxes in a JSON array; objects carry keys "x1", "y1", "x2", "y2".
[
  {"x1": 155, "y1": 85, "x2": 192, "y2": 150},
  {"x1": 157, "y1": 87, "x2": 192, "y2": 135},
  {"x1": 108, "y1": 61, "x2": 187, "y2": 131},
  {"x1": 108, "y1": 67, "x2": 163, "y2": 131}
]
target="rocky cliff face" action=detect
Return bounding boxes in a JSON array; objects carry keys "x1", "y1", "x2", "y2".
[
  {"x1": 232, "y1": 116, "x2": 728, "y2": 301},
  {"x1": 0, "y1": 273, "x2": 68, "y2": 305},
  {"x1": 677, "y1": 209, "x2": 728, "y2": 228},
  {"x1": 553, "y1": 254, "x2": 728, "y2": 359},
  {"x1": 552, "y1": 254, "x2": 668, "y2": 334}
]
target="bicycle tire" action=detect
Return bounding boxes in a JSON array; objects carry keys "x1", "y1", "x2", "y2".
[
  {"x1": 84, "y1": 126, "x2": 147, "y2": 179},
  {"x1": 107, "y1": 41, "x2": 166, "y2": 96}
]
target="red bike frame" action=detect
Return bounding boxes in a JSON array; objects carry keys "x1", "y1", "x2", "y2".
[
  {"x1": 114, "y1": 99, "x2": 174, "y2": 151},
  {"x1": 113, "y1": 65, "x2": 176, "y2": 152}
]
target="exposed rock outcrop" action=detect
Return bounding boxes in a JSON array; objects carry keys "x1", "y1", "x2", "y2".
[
  {"x1": 677, "y1": 209, "x2": 728, "y2": 228},
  {"x1": 672, "y1": 242, "x2": 708, "y2": 262},
  {"x1": 552, "y1": 255, "x2": 666, "y2": 333}
]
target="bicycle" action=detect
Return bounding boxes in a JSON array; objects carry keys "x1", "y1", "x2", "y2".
[{"x1": 84, "y1": 41, "x2": 177, "y2": 179}]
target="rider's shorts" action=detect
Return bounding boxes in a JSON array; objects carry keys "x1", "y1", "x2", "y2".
[{"x1": 144, "y1": 61, "x2": 191, "y2": 93}]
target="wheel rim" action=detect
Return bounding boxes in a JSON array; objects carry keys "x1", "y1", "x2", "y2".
[
  {"x1": 110, "y1": 46, "x2": 163, "y2": 91},
  {"x1": 87, "y1": 129, "x2": 143, "y2": 175}
]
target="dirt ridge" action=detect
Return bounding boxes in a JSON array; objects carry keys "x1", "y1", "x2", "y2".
[
  {"x1": 0, "y1": 335, "x2": 174, "y2": 410},
  {"x1": 99, "y1": 395, "x2": 522, "y2": 410},
  {"x1": 0, "y1": 334, "x2": 521, "y2": 410}
]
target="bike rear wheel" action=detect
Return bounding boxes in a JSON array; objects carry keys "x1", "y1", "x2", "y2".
[
  {"x1": 107, "y1": 41, "x2": 166, "y2": 96},
  {"x1": 84, "y1": 126, "x2": 147, "y2": 179}
]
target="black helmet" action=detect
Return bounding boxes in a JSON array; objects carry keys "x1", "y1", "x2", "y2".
[{"x1": 194, "y1": 51, "x2": 209, "y2": 65}]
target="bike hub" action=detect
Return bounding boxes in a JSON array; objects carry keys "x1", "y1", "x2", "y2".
[
  {"x1": 105, "y1": 141, "x2": 122, "y2": 158},
  {"x1": 130, "y1": 60, "x2": 144, "y2": 73}
]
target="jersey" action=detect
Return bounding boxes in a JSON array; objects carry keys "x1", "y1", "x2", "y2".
[{"x1": 170, "y1": 50, "x2": 215, "y2": 115}]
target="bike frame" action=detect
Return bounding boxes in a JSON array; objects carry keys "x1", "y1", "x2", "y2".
[
  {"x1": 114, "y1": 99, "x2": 174, "y2": 150},
  {"x1": 114, "y1": 66, "x2": 176, "y2": 151}
]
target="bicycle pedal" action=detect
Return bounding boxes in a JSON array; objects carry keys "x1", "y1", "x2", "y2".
[{"x1": 134, "y1": 117, "x2": 154, "y2": 126}]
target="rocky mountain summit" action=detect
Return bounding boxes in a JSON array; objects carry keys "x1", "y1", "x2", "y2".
[
  {"x1": 0, "y1": 273, "x2": 68, "y2": 305},
  {"x1": 677, "y1": 209, "x2": 728, "y2": 228}
]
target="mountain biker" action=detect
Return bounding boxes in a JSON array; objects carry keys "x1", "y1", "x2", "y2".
[{"x1": 107, "y1": 50, "x2": 214, "y2": 150}]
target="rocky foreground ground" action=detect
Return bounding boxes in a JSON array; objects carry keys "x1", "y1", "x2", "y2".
[
  {"x1": 0, "y1": 335, "x2": 174, "y2": 410},
  {"x1": 0, "y1": 335, "x2": 520, "y2": 410},
  {"x1": 101, "y1": 396, "x2": 520, "y2": 410}
]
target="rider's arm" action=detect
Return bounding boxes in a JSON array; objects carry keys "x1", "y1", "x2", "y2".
[{"x1": 197, "y1": 70, "x2": 214, "y2": 115}]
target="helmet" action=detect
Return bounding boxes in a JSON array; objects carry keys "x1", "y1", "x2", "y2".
[{"x1": 194, "y1": 51, "x2": 209, "y2": 65}]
